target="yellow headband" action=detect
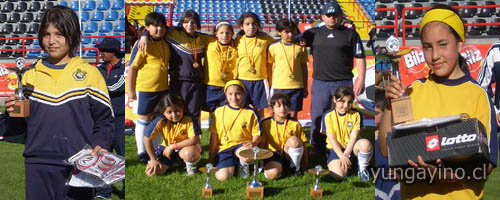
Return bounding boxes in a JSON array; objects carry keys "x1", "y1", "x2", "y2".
[
  {"x1": 419, "y1": 9, "x2": 465, "y2": 42},
  {"x1": 224, "y1": 80, "x2": 245, "y2": 93}
]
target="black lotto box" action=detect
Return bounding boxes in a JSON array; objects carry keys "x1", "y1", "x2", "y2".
[{"x1": 387, "y1": 116, "x2": 490, "y2": 168}]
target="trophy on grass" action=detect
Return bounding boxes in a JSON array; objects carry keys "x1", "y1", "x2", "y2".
[
  {"x1": 307, "y1": 165, "x2": 329, "y2": 198},
  {"x1": 384, "y1": 35, "x2": 414, "y2": 124},
  {"x1": 199, "y1": 163, "x2": 217, "y2": 198},
  {"x1": 6, "y1": 57, "x2": 32, "y2": 117},
  {"x1": 239, "y1": 146, "x2": 273, "y2": 199}
]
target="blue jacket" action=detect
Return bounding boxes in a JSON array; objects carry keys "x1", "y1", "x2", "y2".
[{"x1": 98, "y1": 59, "x2": 125, "y2": 116}]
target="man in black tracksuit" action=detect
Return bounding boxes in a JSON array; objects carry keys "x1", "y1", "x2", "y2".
[{"x1": 95, "y1": 37, "x2": 125, "y2": 199}]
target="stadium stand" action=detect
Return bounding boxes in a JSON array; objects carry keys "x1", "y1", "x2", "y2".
[
  {"x1": 0, "y1": 0, "x2": 124, "y2": 59},
  {"x1": 375, "y1": 0, "x2": 500, "y2": 40}
]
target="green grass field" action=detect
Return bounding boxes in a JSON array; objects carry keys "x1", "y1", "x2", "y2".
[{"x1": 125, "y1": 128, "x2": 375, "y2": 199}]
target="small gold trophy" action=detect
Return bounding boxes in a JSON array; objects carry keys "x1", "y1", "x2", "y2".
[
  {"x1": 8, "y1": 58, "x2": 31, "y2": 117},
  {"x1": 385, "y1": 36, "x2": 413, "y2": 124}
]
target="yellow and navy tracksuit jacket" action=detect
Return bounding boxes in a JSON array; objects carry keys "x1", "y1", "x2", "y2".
[{"x1": 13, "y1": 57, "x2": 114, "y2": 165}]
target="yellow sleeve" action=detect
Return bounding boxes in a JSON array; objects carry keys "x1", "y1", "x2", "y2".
[
  {"x1": 187, "y1": 121, "x2": 195, "y2": 138},
  {"x1": 251, "y1": 113, "x2": 261, "y2": 137},
  {"x1": 267, "y1": 46, "x2": 274, "y2": 64},
  {"x1": 476, "y1": 91, "x2": 493, "y2": 140},
  {"x1": 325, "y1": 114, "x2": 335, "y2": 134},
  {"x1": 128, "y1": 41, "x2": 146, "y2": 69},
  {"x1": 150, "y1": 120, "x2": 163, "y2": 140},
  {"x1": 354, "y1": 112, "x2": 361, "y2": 131},
  {"x1": 297, "y1": 123, "x2": 308, "y2": 143}
]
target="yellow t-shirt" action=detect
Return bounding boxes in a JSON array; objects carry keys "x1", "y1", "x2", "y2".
[
  {"x1": 261, "y1": 117, "x2": 308, "y2": 152},
  {"x1": 235, "y1": 33, "x2": 275, "y2": 80},
  {"x1": 203, "y1": 40, "x2": 238, "y2": 87},
  {"x1": 149, "y1": 116, "x2": 197, "y2": 147},
  {"x1": 322, "y1": 109, "x2": 361, "y2": 149},
  {"x1": 127, "y1": 39, "x2": 170, "y2": 92},
  {"x1": 268, "y1": 41, "x2": 308, "y2": 89},
  {"x1": 209, "y1": 105, "x2": 261, "y2": 152},
  {"x1": 401, "y1": 75, "x2": 496, "y2": 200}
]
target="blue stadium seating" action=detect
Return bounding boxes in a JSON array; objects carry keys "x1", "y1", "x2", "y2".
[
  {"x1": 85, "y1": 21, "x2": 98, "y2": 33},
  {"x1": 115, "y1": 20, "x2": 124, "y2": 32},
  {"x1": 71, "y1": 0, "x2": 79, "y2": 11},
  {"x1": 97, "y1": 0, "x2": 111, "y2": 11},
  {"x1": 100, "y1": 22, "x2": 113, "y2": 33},
  {"x1": 83, "y1": 0, "x2": 96, "y2": 11},
  {"x1": 81, "y1": 11, "x2": 90, "y2": 22},
  {"x1": 82, "y1": 33, "x2": 92, "y2": 44},
  {"x1": 106, "y1": 10, "x2": 118, "y2": 21},
  {"x1": 91, "y1": 11, "x2": 104, "y2": 21},
  {"x1": 112, "y1": 0, "x2": 124, "y2": 10}
]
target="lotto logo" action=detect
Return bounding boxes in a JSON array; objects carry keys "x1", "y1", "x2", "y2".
[{"x1": 426, "y1": 135, "x2": 440, "y2": 151}]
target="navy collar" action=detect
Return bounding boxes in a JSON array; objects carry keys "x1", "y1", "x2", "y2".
[
  {"x1": 430, "y1": 74, "x2": 472, "y2": 86},
  {"x1": 42, "y1": 59, "x2": 67, "y2": 69},
  {"x1": 227, "y1": 104, "x2": 243, "y2": 110},
  {"x1": 336, "y1": 110, "x2": 347, "y2": 116}
]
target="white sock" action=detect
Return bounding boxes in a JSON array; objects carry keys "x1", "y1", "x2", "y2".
[
  {"x1": 357, "y1": 151, "x2": 372, "y2": 171},
  {"x1": 135, "y1": 119, "x2": 149, "y2": 155},
  {"x1": 288, "y1": 146, "x2": 304, "y2": 171},
  {"x1": 185, "y1": 157, "x2": 201, "y2": 168}
]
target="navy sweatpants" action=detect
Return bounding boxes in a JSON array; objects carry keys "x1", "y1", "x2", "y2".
[
  {"x1": 171, "y1": 80, "x2": 204, "y2": 125},
  {"x1": 310, "y1": 79, "x2": 352, "y2": 151},
  {"x1": 25, "y1": 163, "x2": 93, "y2": 200}
]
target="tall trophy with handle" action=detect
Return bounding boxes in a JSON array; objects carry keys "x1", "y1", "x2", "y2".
[{"x1": 7, "y1": 57, "x2": 31, "y2": 117}]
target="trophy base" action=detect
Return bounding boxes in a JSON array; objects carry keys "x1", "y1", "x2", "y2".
[
  {"x1": 9, "y1": 99, "x2": 30, "y2": 117},
  {"x1": 246, "y1": 182, "x2": 264, "y2": 199},
  {"x1": 201, "y1": 187, "x2": 212, "y2": 198},
  {"x1": 310, "y1": 187, "x2": 323, "y2": 198},
  {"x1": 391, "y1": 96, "x2": 413, "y2": 124}
]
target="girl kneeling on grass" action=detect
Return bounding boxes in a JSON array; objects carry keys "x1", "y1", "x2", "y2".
[
  {"x1": 144, "y1": 93, "x2": 202, "y2": 176},
  {"x1": 208, "y1": 80, "x2": 261, "y2": 181},
  {"x1": 322, "y1": 86, "x2": 372, "y2": 181}
]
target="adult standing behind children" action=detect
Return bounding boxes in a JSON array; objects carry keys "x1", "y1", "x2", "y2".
[
  {"x1": 5, "y1": 6, "x2": 114, "y2": 199},
  {"x1": 299, "y1": 0, "x2": 366, "y2": 155},
  {"x1": 95, "y1": 37, "x2": 125, "y2": 199}
]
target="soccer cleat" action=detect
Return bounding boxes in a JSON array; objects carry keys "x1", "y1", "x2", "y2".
[
  {"x1": 136, "y1": 152, "x2": 150, "y2": 164},
  {"x1": 239, "y1": 163, "x2": 250, "y2": 178},
  {"x1": 186, "y1": 166, "x2": 197, "y2": 176},
  {"x1": 358, "y1": 169, "x2": 370, "y2": 181}
]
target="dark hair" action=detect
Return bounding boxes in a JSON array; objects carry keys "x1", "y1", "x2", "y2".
[
  {"x1": 145, "y1": 12, "x2": 167, "y2": 27},
  {"x1": 213, "y1": 20, "x2": 234, "y2": 34},
  {"x1": 180, "y1": 10, "x2": 201, "y2": 30},
  {"x1": 154, "y1": 93, "x2": 185, "y2": 125},
  {"x1": 270, "y1": 93, "x2": 291, "y2": 108},
  {"x1": 276, "y1": 19, "x2": 298, "y2": 32},
  {"x1": 375, "y1": 88, "x2": 389, "y2": 111},
  {"x1": 38, "y1": 6, "x2": 80, "y2": 57},
  {"x1": 333, "y1": 86, "x2": 354, "y2": 102},
  {"x1": 236, "y1": 12, "x2": 262, "y2": 36},
  {"x1": 420, "y1": 4, "x2": 469, "y2": 75}
]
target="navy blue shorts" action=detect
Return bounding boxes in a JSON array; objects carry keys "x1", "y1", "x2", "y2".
[
  {"x1": 156, "y1": 145, "x2": 180, "y2": 166},
  {"x1": 240, "y1": 79, "x2": 269, "y2": 109},
  {"x1": 25, "y1": 163, "x2": 93, "y2": 199},
  {"x1": 215, "y1": 143, "x2": 244, "y2": 169},
  {"x1": 204, "y1": 85, "x2": 226, "y2": 112},
  {"x1": 171, "y1": 80, "x2": 204, "y2": 124},
  {"x1": 263, "y1": 152, "x2": 291, "y2": 169},
  {"x1": 271, "y1": 88, "x2": 304, "y2": 111},
  {"x1": 327, "y1": 149, "x2": 355, "y2": 164},
  {"x1": 134, "y1": 90, "x2": 168, "y2": 115}
]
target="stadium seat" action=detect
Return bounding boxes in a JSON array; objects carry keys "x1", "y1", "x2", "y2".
[
  {"x1": 28, "y1": 2, "x2": 40, "y2": 12},
  {"x1": 469, "y1": 19, "x2": 486, "y2": 36},
  {"x1": 112, "y1": 0, "x2": 124, "y2": 10},
  {"x1": 487, "y1": 18, "x2": 500, "y2": 36},
  {"x1": 0, "y1": 35, "x2": 4, "y2": 46},
  {"x1": 105, "y1": 10, "x2": 118, "y2": 21},
  {"x1": 79, "y1": 11, "x2": 89, "y2": 22},
  {"x1": 406, "y1": 3, "x2": 423, "y2": 20},
  {"x1": 91, "y1": 11, "x2": 104, "y2": 21},
  {"x1": 71, "y1": 0, "x2": 79, "y2": 11},
  {"x1": 461, "y1": 2, "x2": 477, "y2": 18},
  {"x1": 27, "y1": 23, "x2": 39, "y2": 34},
  {"x1": 377, "y1": 21, "x2": 394, "y2": 38},
  {"x1": 58, "y1": 1, "x2": 68, "y2": 7},
  {"x1": 83, "y1": 0, "x2": 96, "y2": 11},
  {"x1": 15, "y1": 2, "x2": 27, "y2": 12},
  {"x1": 100, "y1": 22, "x2": 113, "y2": 33},
  {"x1": 97, "y1": 0, "x2": 110, "y2": 11},
  {"x1": 2, "y1": 2, "x2": 13, "y2": 12},
  {"x1": 21, "y1": 13, "x2": 33, "y2": 23},
  {"x1": 27, "y1": 50, "x2": 40, "y2": 58},
  {"x1": 85, "y1": 22, "x2": 98, "y2": 33},
  {"x1": 120, "y1": 11, "x2": 125, "y2": 20},
  {"x1": 24, "y1": 35, "x2": 33, "y2": 45},
  {"x1": 8, "y1": 13, "x2": 20, "y2": 23},
  {"x1": 41, "y1": 2, "x2": 54, "y2": 11},
  {"x1": 82, "y1": 33, "x2": 91, "y2": 44},
  {"x1": 34, "y1": 12, "x2": 42, "y2": 22},
  {"x1": 478, "y1": 1, "x2": 496, "y2": 18},
  {"x1": 380, "y1": 0, "x2": 393, "y2": 3},
  {"x1": 0, "y1": 46, "x2": 12, "y2": 57},
  {"x1": 6, "y1": 34, "x2": 19, "y2": 45},
  {"x1": 394, "y1": 4, "x2": 404, "y2": 19},
  {"x1": 399, "y1": 21, "x2": 414, "y2": 37},
  {"x1": 14, "y1": 24, "x2": 26, "y2": 34},
  {"x1": 114, "y1": 21, "x2": 125, "y2": 32},
  {"x1": 0, "y1": 14, "x2": 6, "y2": 23}
]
